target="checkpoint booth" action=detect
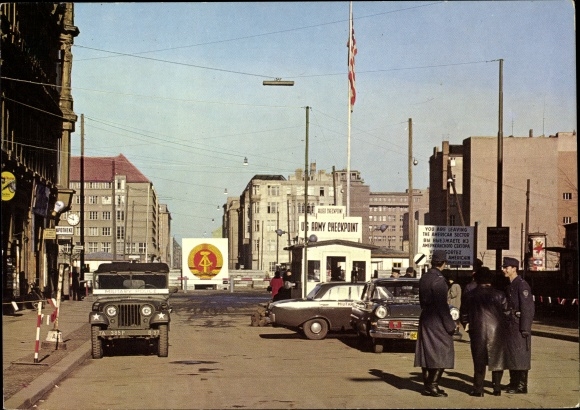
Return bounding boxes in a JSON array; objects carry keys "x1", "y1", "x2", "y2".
[{"x1": 284, "y1": 206, "x2": 378, "y2": 297}]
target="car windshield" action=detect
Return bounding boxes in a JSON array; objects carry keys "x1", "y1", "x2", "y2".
[
  {"x1": 96, "y1": 272, "x2": 168, "y2": 290},
  {"x1": 306, "y1": 284, "x2": 323, "y2": 299},
  {"x1": 372, "y1": 282, "x2": 419, "y2": 301}
]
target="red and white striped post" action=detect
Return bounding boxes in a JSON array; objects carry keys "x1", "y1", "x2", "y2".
[{"x1": 34, "y1": 301, "x2": 43, "y2": 363}]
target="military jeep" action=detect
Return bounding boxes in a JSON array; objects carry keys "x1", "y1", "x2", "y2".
[{"x1": 89, "y1": 262, "x2": 176, "y2": 358}]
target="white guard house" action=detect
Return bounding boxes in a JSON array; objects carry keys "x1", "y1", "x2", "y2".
[{"x1": 285, "y1": 206, "x2": 378, "y2": 296}]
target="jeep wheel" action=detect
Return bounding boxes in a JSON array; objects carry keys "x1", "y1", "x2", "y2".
[
  {"x1": 303, "y1": 318, "x2": 328, "y2": 340},
  {"x1": 157, "y1": 324, "x2": 169, "y2": 357},
  {"x1": 372, "y1": 340, "x2": 384, "y2": 353},
  {"x1": 91, "y1": 326, "x2": 103, "y2": 359}
]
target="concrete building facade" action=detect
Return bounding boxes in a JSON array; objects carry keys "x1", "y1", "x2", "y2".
[
  {"x1": 68, "y1": 154, "x2": 166, "y2": 266},
  {"x1": 430, "y1": 132, "x2": 577, "y2": 270},
  {"x1": 1, "y1": 3, "x2": 79, "y2": 302}
]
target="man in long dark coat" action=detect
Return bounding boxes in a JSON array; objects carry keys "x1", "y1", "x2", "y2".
[
  {"x1": 502, "y1": 257, "x2": 534, "y2": 394},
  {"x1": 414, "y1": 250, "x2": 457, "y2": 397},
  {"x1": 460, "y1": 267, "x2": 508, "y2": 396}
]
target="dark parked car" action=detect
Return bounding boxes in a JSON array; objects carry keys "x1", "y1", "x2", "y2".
[
  {"x1": 351, "y1": 278, "x2": 460, "y2": 353},
  {"x1": 268, "y1": 282, "x2": 365, "y2": 340}
]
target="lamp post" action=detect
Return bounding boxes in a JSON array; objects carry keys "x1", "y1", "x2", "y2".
[{"x1": 45, "y1": 187, "x2": 75, "y2": 348}]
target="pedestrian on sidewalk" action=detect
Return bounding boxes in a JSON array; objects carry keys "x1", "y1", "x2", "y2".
[
  {"x1": 414, "y1": 250, "x2": 457, "y2": 397},
  {"x1": 460, "y1": 267, "x2": 508, "y2": 397},
  {"x1": 71, "y1": 268, "x2": 81, "y2": 301},
  {"x1": 268, "y1": 270, "x2": 284, "y2": 301},
  {"x1": 501, "y1": 257, "x2": 534, "y2": 394}
]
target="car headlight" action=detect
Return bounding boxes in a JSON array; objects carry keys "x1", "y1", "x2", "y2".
[
  {"x1": 105, "y1": 305, "x2": 117, "y2": 317},
  {"x1": 374, "y1": 305, "x2": 388, "y2": 319},
  {"x1": 141, "y1": 305, "x2": 153, "y2": 316},
  {"x1": 449, "y1": 306, "x2": 460, "y2": 321}
]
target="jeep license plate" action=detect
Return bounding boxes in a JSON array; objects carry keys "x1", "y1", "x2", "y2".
[{"x1": 406, "y1": 331, "x2": 418, "y2": 340}]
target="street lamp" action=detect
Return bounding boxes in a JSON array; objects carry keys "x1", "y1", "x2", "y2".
[{"x1": 371, "y1": 224, "x2": 387, "y2": 244}]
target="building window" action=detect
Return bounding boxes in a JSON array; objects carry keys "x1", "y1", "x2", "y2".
[
  {"x1": 88, "y1": 227, "x2": 99, "y2": 236},
  {"x1": 267, "y1": 202, "x2": 278, "y2": 214},
  {"x1": 252, "y1": 184, "x2": 260, "y2": 195},
  {"x1": 116, "y1": 226, "x2": 125, "y2": 240},
  {"x1": 102, "y1": 196, "x2": 112, "y2": 205},
  {"x1": 269, "y1": 262, "x2": 277, "y2": 273},
  {"x1": 267, "y1": 220, "x2": 276, "y2": 232},
  {"x1": 88, "y1": 242, "x2": 99, "y2": 253},
  {"x1": 102, "y1": 227, "x2": 111, "y2": 236},
  {"x1": 138, "y1": 243, "x2": 146, "y2": 253},
  {"x1": 267, "y1": 185, "x2": 280, "y2": 196},
  {"x1": 101, "y1": 242, "x2": 111, "y2": 253},
  {"x1": 563, "y1": 192, "x2": 573, "y2": 200},
  {"x1": 254, "y1": 220, "x2": 260, "y2": 232},
  {"x1": 88, "y1": 211, "x2": 98, "y2": 220},
  {"x1": 88, "y1": 195, "x2": 98, "y2": 204},
  {"x1": 102, "y1": 211, "x2": 111, "y2": 220},
  {"x1": 267, "y1": 239, "x2": 276, "y2": 251},
  {"x1": 116, "y1": 210, "x2": 125, "y2": 221},
  {"x1": 563, "y1": 216, "x2": 572, "y2": 224},
  {"x1": 115, "y1": 195, "x2": 124, "y2": 206},
  {"x1": 319, "y1": 187, "x2": 325, "y2": 196},
  {"x1": 253, "y1": 202, "x2": 260, "y2": 214},
  {"x1": 450, "y1": 215, "x2": 456, "y2": 225},
  {"x1": 254, "y1": 239, "x2": 260, "y2": 252}
]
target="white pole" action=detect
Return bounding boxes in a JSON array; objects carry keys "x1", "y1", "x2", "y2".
[{"x1": 346, "y1": 1, "x2": 353, "y2": 217}]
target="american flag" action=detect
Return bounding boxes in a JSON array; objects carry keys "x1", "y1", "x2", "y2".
[{"x1": 348, "y1": 7, "x2": 357, "y2": 107}]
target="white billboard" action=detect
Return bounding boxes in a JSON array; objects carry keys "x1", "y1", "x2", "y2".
[
  {"x1": 417, "y1": 225, "x2": 475, "y2": 266},
  {"x1": 181, "y1": 238, "x2": 229, "y2": 287},
  {"x1": 298, "y1": 206, "x2": 362, "y2": 242}
]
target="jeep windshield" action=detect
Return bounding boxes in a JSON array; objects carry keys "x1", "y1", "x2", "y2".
[
  {"x1": 95, "y1": 272, "x2": 168, "y2": 290},
  {"x1": 92, "y1": 262, "x2": 170, "y2": 295}
]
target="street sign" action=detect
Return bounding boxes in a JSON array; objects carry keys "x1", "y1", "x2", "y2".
[
  {"x1": 73, "y1": 245, "x2": 84, "y2": 251},
  {"x1": 56, "y1": 226, "x2": 73, "y2": 235},
  {"x1": 417, "y1": 225, "x2": 475, "y2": 266},
  {"x1": 487, "y1": 227, "x2": 510, "y2": 250},
  {"x1": 43, "y1": 228, "x2": 56, "y2": 240}
]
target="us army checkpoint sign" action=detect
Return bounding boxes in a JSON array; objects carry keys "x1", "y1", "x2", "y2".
[{"x1": 417, "y1": 225, "x2": 475, "y2": 266}]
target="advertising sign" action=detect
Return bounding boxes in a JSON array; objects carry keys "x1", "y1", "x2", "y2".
[
  {"x1": 298, "y1": 206, "x2": 362, "y2": 242},
  {"x1": 2, "y1": 171, "x2": 16, "y2": 201},
  {"x1": 181, "y1": 238, "x2": 229, "y2": 287},
  {"x1": 417, "y1": 225, "x2": 475, "y2": 266},
  {"x1": 528, "y1": 233, "x2": 546, "y2": 271}
]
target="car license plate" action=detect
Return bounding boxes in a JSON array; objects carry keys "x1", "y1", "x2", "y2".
[{"x1": 406, "y1": 331, "x2": 418, "y2": 340}]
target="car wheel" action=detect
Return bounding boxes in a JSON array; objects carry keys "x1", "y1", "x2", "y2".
[
  {"x1": 91, "y1": 325, "x2": 103, "y2": 359},
  {"x1": 372, "y1": 340, "x2": 384, "y2": 353},
  {"x1": 158, "y1": 324, "x2": 169, "y2": 357},
  {"x1": 303, "y1": 318, "x2": 329, "y2": 340}
]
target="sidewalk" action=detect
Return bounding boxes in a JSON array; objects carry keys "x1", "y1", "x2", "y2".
[{"x1": 3, "y1": 295, "x2": 578, "y2": 410}]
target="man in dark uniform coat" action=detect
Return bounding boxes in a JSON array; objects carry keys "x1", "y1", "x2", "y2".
[
  {"x1": 414, "y1": 250, "x2": 457, "y2": 397},
  {"x1": 502, "y1": 257, "x2": 534, "y2": 394},
  {"x1": 460, "y1": 267, "x2": 508, "y2": 396}
]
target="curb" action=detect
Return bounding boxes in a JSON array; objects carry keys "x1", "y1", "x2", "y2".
[
  {"x1": 4, "y1": 340, "x2": 92, "y2": 410},
  {"x1": 532, "y1": 329, "x2": 578, "y2": 343}
]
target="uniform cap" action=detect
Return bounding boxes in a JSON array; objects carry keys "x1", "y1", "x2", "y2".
[
  {"x1": 502, "y1": 257, "x2": 519, "y2": 268},
  {"x1": 431, "y1": 250, "x2": 447, "y2": 263}
]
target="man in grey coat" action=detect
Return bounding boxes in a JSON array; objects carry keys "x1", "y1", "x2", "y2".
[
  {"x1": 502, "y1": 257, "x2": 534, "y2": 394},
  {"x1": 414, "y1": 250, "x2": 457, "y2": 397}
]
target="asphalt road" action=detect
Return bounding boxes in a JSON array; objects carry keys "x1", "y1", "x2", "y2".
[{"x1": 28, "y1": 290, "x2": 580, "y2": 409}]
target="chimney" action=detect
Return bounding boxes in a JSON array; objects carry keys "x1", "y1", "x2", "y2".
[{"x1": 529, "y1": 129, "x2": 533, "y2": 138}]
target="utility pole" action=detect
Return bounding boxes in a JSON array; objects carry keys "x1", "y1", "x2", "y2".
[
  {"x1": 80, "y1": 114, "x2": 85, "y2": 279},
  {"x1": 524, "y1": 179, "x2": 530, "y2": 279},
  {"x1": 112, "y1": 159, "x2": 116, "y2": 261},
  {"x1": 408, "y1": 118, "x2": 414, "y2": 268},
  {"x1": 495, "y1": 58, "x2": 504, "y2": 273},
  {"x1": 303, "y1": 106, "x2": 310, "y2": 298}
]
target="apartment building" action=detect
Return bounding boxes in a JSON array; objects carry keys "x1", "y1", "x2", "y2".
[
  {"x1": 430, "y1": 132, "x2": 577, "y2": 269},
  {"x1": 67, "y1": 154, "x2": 166, "y2": 266}
]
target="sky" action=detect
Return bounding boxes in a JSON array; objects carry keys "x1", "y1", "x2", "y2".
[{"x1": 70, "y1": 1, "x2": 577, "y2": 241}]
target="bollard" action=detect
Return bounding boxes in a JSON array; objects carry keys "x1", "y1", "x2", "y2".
[
  {"x1": 34, "y1": 301, "x2": 43, "y2": 363},
  {"x1": 230, "y1": 277, "x2": 234, "y2": 293}
]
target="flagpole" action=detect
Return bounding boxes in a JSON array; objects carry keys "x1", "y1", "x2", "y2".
[{"x1": 346, "y1": 1, "x2": 353, "y2": 217}]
